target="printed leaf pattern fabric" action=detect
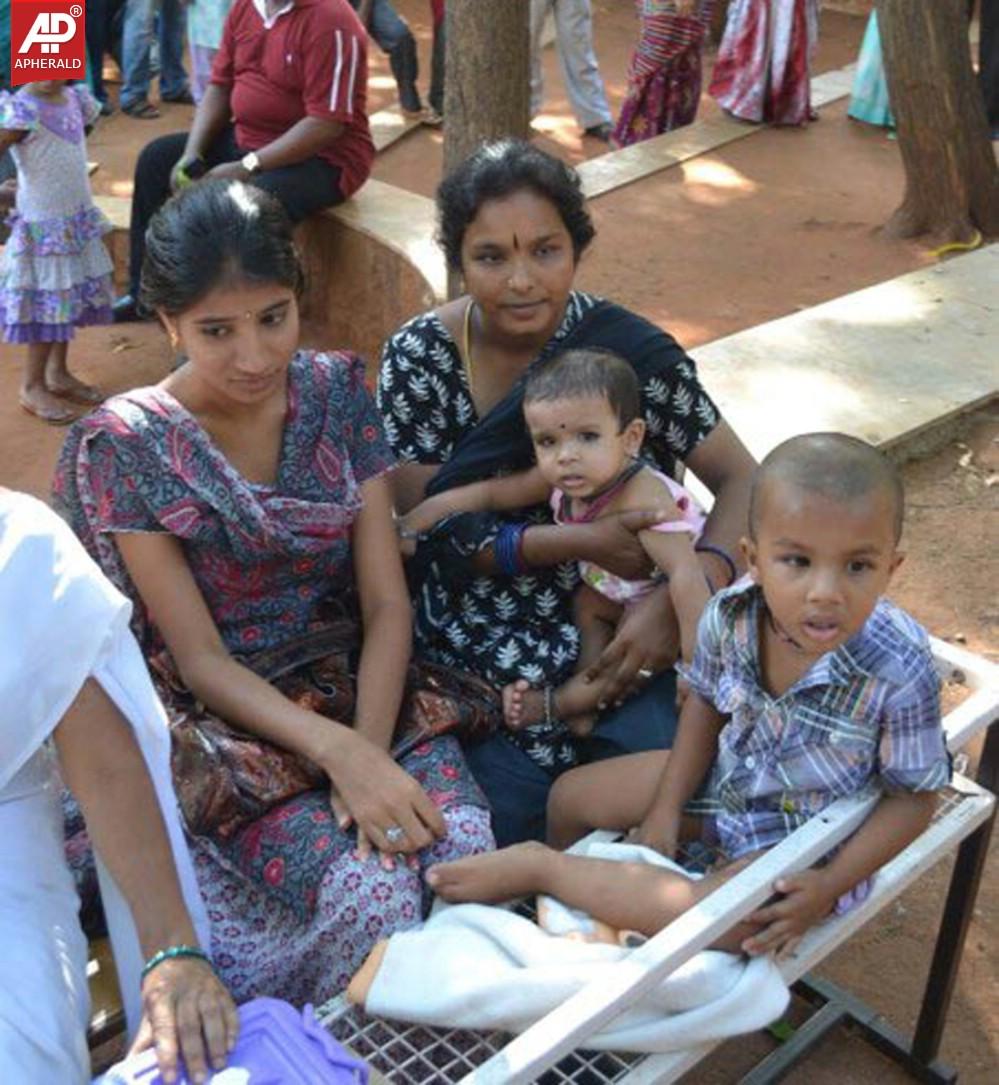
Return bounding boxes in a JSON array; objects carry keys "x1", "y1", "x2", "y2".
[{"x1": 378, "y1": 293, "x2": 720, "y2": 769}]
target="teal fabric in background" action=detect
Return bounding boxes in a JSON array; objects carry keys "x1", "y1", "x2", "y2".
[{"x1": 848, "y1": 12, "x2": 895, "y2": 129}]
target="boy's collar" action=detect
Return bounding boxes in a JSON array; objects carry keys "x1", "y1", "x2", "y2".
[{"x1": 732, "y1": 581, "x2": 887, "y2": 688}]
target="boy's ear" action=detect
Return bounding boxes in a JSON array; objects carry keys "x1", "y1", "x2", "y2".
[
  {"x1": 740, "y1": 535, "x2": 759, "y2": 581},
  {"x1": 888, "y1": 550, "x2": 905, "y2": 576},
  {"x1": 623, "y1": 417, "x2": 645, "y2": 455}
]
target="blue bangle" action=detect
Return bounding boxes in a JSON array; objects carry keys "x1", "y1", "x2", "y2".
[
  {"x1": 495, "y1": 523, "x2": 526, "y2": 576},
  {"x1": 141, "y1": 944, "x2": 212, "y2": 981},
  {"x1": 695, "y1": 542, "x2": 737, "y2": 588}
]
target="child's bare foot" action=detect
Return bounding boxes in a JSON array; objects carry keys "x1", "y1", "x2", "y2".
[
  {"x1": 502, "y1": 680, "x2": 599, "y2": 736},
  {"x1": 19, "y1": 387, "x2": 81, "y2": 425},
  {"x1": 46, "y1": 372, "x2": 104, "y2": 405},
  {"x1": 427, "y1": 841, "x2": 553, "y2": 903},
  {"x1": 501, "y1": 680, "x2": 547, "y2": 730}
]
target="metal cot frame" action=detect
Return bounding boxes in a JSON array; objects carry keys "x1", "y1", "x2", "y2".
[{"x1": 318, "y1": 638, "x2": 999, "y2": 1084}]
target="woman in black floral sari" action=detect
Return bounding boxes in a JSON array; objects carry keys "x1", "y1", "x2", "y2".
[{"x1": 378, "y1": 141, "x2": 755, "y2": 845}]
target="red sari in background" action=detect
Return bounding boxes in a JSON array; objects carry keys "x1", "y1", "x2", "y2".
[
  {"x1": 613, "y1": 1, "x2": 715, "y2": 147},
  {"x1": 709, "y1": 0, "x2": 819, "y2": 126}
]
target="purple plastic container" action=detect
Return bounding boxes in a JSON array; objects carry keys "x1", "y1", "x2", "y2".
[{"x1": 101, "y1": 998, "x2": 368, "y2": 1084}]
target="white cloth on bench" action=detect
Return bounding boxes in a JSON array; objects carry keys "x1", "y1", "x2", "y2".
[
  {"x1": 0, "y1": 491, "x2": 208, "y2": 1081},
  {"x1": 360, "y1": 842, "x2": 788, "y2": 1054}
]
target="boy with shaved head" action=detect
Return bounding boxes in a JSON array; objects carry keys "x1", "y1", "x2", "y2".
[{"x1": 422, "y1": 434, "x2": 951, "y2": 957}]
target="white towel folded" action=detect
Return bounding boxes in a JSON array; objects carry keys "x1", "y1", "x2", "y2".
[{"x1": 361, "y1": 842, "x2": 788, "y2": 1054}]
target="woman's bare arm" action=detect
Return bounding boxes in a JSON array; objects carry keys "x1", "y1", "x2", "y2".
[
  {"x1": 400, "y1": 467, "x2": 551, "y2": 537},
  {"x1": 54, "y1": 679, "x2": 238, "y2": 1083},
  {"x1": 116, "y1": 532, "x2": 355, "y2": 766},
  {"x1": 351, "y1": 474, "x2": 445, "y2": 857},
  {"x1": 115, "y1": 532, "x2": 443, "y2": 857},
  {"x1": 683, "y1": 420, "x2": 757, "y2": 587},
  {"x1": 387, "y1": 462, "x2": 440, "y2": 514},
  {"x1": 351, "y1": 474, "x2": 414, "y2": 750}
]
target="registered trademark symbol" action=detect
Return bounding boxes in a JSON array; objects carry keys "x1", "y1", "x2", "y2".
[{"x1": 70, "y1": 5, "x2": 83, "y2": 16}]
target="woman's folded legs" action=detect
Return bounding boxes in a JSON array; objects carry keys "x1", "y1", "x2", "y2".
[{"x1": 199, "y1": 797, "x2": 494, "y2": 1004}]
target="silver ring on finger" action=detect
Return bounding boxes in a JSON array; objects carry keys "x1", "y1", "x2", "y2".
[
  {"x1": 384, "y1": 825, "x2": 406, "y2": 845},
  {"x1": 637, "y1": 667, "x2": 655, "y2": 679}
]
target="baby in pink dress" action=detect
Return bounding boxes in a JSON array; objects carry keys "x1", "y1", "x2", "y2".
[{"x1": 400, "y1": 347, "x2": 711, "y2": 734}]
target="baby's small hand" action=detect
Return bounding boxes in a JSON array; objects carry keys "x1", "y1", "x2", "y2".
[
  {"x1": 397, "y1": 495, "x2": 456, "y2": 542},
  {"x1": 742, "y1": 868, "x2": 835, "y2": 958},
  {"x1": 397, "y1": 500, "x2": 442, "y2": 557},
  {"x1": 675, "y1": 0, "x2": 698, "y2": 16}
]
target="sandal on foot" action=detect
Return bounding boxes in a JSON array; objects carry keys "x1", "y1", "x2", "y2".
[
  {"x1": 19, "y1": 395, "x2": 80, "y2": 425},
  {"x1": 122, "y1": 99, "x2": 160, "y2": 120}
]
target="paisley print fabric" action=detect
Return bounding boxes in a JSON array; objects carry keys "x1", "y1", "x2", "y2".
[{"x1": 53, "y1": 350, "x2": 494, "y2": 1002}]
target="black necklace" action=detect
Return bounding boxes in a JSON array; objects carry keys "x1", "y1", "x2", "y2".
[{"x1": 765, "y1": 607, "x2": 807, "y2": 654}]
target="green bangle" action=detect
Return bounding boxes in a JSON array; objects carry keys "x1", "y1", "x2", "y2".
[{"x1": 141, "y1": 944, "x2": 211, "y2": 981}]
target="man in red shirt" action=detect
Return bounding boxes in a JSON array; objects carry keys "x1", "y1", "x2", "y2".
[{"x1": 114, "y1": 0, "x2": 374, "y2": 321}]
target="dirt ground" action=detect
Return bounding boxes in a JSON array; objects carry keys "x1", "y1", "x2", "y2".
[{"x1": 2, "y1": 1, "x2": 996, "y2": 1080}]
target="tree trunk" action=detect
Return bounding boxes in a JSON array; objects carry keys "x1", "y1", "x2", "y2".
[
  {"x1": 877, "y1": 0, "x2": 999, "y2": 243},
  {"x1": 443, "y1": 0, "x2": 531, "y2": 177}
]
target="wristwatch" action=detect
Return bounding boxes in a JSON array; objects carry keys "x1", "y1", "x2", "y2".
[{"x1": 241, "y1": 151, "x2": 262, "y2": 174}]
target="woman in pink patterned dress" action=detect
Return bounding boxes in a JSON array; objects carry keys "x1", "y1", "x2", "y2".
[
  {"x1": 614, "y1": 0, "x2": 715, "y2": 147},
  {"x1": 709, "y1": 0, "x2": 819, "y2": 126},
  {"x1": 53, "y1": 179, "x2": 494, "y2": 1005}
]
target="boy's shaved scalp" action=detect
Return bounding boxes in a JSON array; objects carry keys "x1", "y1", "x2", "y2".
[
  {"x1": 749, "y1": 433, "x2": 905, "y2": 542},
  {"x1": 524, "y1": 347, "x2": 641, "y2": 430}
]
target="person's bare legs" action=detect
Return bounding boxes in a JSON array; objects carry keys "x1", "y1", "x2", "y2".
[
  {"x1": 19, "y1": 342, "x2": 80, "y2": 423},
  {"x1": 44, "y1": 340, "x2": 103, "y2": 404},
  {"x1": 427, "y1": 845, "x2": 762, "y2": 951},
  {"x1": 547, "y1": 750, "x2": 669, "y2": 848},
  {"x1": 503, "y1": 585, "x2": 620, "y2": 735}
]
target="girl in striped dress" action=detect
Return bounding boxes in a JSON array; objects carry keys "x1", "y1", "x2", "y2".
[{"x1": 613, "y1": 0, "x2": 715, "y2": 147}]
